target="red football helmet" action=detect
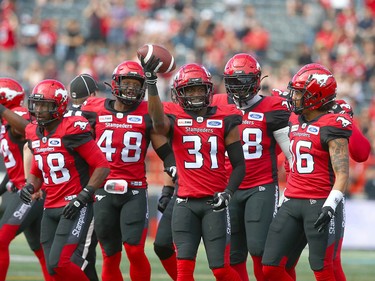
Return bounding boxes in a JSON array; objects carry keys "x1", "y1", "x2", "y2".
[
  {"x1": 223, "y1": 53, "x2": 261, "y2": 108},
  {"x1": 287, "y1": 63, "x2": 337, "y2": 114},
  {"x1": 111, "y1": 61, "x2": 146, "y2": 106},
  {"x1": 171, "y1": 63, "x2": 213, "y2": 111},
  {"x1": 0, "y1": 78, "x2": 25, "y2": 109},
  {"x1": 28, "y1": 79, "x2": 68, "y2": 126}
]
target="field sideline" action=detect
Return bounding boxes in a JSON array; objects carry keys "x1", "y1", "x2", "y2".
[{"x1": 6, "y1": 234, "x2": 375, "y2": 281}]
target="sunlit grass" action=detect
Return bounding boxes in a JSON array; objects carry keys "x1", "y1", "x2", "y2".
[{"x1": 7, "y1": 235, "x2": 375, "y2": 281}]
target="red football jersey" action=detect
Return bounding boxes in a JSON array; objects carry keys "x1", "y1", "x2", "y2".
[
  {"x1": 26, "y1": 116, "x2": 94, "y2": 208},
  {"x1": 212, "y1": 94, "x2": 290, "y2": 189},
  {"x1": 285, "y1": 112, "x2": 352, "y2": 199},
  {"x1": 81, "y1": 98, "x2": 153, "y2": 188},
  {"x1": 164, "y1": 102, "x2": 242, "y2": 198},
  {"x1": 0, "y1": 106, "x2": 29, "y2": 189}
]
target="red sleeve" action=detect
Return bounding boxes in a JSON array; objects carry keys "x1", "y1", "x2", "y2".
[
  {"x1": 75, "y1": 139, "x2": 110, "y2": 169},
  {"x1": 349, "y1": 122, "x2": 371, "y2": 163}
]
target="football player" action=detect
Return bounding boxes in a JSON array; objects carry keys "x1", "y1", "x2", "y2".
[
  {"x1": 211, "y1": 53, "x2": 292, "y2": 281},
  {"x1": 80, "y1": 61, "x2": 175, "y2": 281},
  {"x1": 142, "y1": 59, "x2": 245, "y2": 281},
  {"x1": 64, "y1": 73, "x2": 100, "y2": 281},
  {"x1": 262, "y1": 63, "x2": 351, "y2": 281},
  {"x1": 279, "y1": 98, "x2": 371, "y2": 281},
  {"x1": 0, "y1": 78, "x2": 51, "y2": 281},
  {"x1": 0, "y1": 79, "x2": 110, "y2": 281},
  {"x1": 65, "y1": 73, "x2": 99, "y2": 116}
]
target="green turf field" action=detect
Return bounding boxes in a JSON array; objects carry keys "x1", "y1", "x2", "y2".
[{"x1": 6, "y1": 235, "x2": 375, "y2": 281}]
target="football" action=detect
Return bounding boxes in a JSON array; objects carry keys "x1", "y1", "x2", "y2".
[{"x1": 137, "y1": 44, "x2": 176, "y2": 73}]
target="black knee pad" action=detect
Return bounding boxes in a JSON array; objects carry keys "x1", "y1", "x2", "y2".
[{"x1": 154, "y1": 243, "x2": 175, "y2": 260}]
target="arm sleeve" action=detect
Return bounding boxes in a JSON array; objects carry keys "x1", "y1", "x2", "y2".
[
  {"x1": 225, "y1": 141, "x2": 245, "y2": 194},
  {"x1": 273, "y1": 126, "x2": 292, "y2": 166},
  {"x1": 155, "y1": 142, "x2": 176, "y2": 168},
  {"x1": 23, "y1": 143, "x2": 33, "y2": 179},
  {"x1": 75, "y1": 139, "x2": 110, "y2": 170},
  {"x1": 349, "y1": 122, "x2": 371, "y2": 163}
]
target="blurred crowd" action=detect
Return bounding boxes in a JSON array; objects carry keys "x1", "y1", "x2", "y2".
[{"x1": 0, "y1": 0, "x2": 375, "y2": 198}]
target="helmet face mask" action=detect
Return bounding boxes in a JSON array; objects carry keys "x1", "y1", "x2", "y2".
[
  {"x1": 171, "y1": 63, "x2": 213, "y2": 111},
  {"x1": 287, "y1": 86, "x2": 305, "y2": 114},
  {"x1": 28, "y1": 79, "x2": 68, "y2": 126},
  {"x1": 173, "y1": 84, "x2": 211, "y2": 110},
  {"x1": 224, "y1": 74, "x2": 260, "y2": 104},
  {"x1": 287, "y1": 63, "x2": 337, "y2": 115},
  {"x1": 223, "y1": 53, "x2": 261, "y2": 108},
  {"x1": 111, "y1": 61, "x2": 146, "y2": 106},
  {"x1": 0, "y1": 78, "x2": 25, "y2": 109}
]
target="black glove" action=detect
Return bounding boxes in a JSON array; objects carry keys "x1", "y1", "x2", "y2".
[
  {"x1": 207, "y1": 189, "x2": 233, "y2": 212},
  {"x1": 158, "y1": 185, "x2": 174, "y2": 213},
  {"x1": 63, "y1": 186, "x2": 95, "y2": 219},
  {"x1": 18, "y1": 183, "x2": 35, "y2": 204},
  {"x1": 140, "y1": 55, "x2": 160, "y2": 85},
  {"x1": 314, "y1": 206, "x2": 334, "y2": 232},
  {"x1": 164, "y1": 166, "x2": 177, "y2": 183}
]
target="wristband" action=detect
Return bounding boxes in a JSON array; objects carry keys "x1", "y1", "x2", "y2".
[
  {"x1": 145, "y1": 79, "x2": 157, "y2": 85},
  {"x1": 84, "y1": 185, "x2": 95, "y2": 196},
  {"x1": 148, "y1": 88, "x2": 159, "y2": 95},
  {"x1": 162, "y1": 185, "x2": 175, "y2": 196},
  {"x1": 224, "y1": 189, "x2": 233, "y2": 197},
  {"x1": 145, "y1": 81, "x2": 159, "y2": 96},
  {"x1": 323, "y1": 189, "x2": 344, "y2": 212}
]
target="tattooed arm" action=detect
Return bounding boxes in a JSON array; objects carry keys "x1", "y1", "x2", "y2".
[
  {"x1": 314, "y1": 137, "x2": 350, "y2": 232},
  {"x1": 328, "y1": 138, "x2": 350, "y2": 194}
]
